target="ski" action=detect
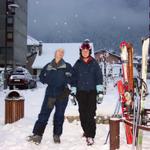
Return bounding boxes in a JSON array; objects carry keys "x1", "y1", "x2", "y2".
[
  {"x1": 117, "y1": 80, "x2": 133, "y2": 144},
  {"x1": 120, "y1": 41, "x2": 128, "y2": 84},
  {"x1": 117, "y1": 41, "x2": 135, "y2": 144},
  {"x1": 136, "y1": 37, "x2": 150, "y2": 150},
  {"x1": 127, "y1": 43, "x2": 134, "y2": 96},
  {"x1": 132, "y1": 76, "x2": 148, "y2": 148}
]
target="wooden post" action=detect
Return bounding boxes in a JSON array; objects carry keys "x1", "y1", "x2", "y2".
[
  {"x1": 5, "y1": 91, "x2": 24, "y2": 124},
  {"x1": 109, "y1": 118, "x2": 120, "y2": 150}
]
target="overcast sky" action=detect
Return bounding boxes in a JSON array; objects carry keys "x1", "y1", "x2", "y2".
[{"x1": 28, "y1": 0, "x2": 148, "y2": 52}]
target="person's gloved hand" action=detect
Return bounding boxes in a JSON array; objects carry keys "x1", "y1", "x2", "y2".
[
  {"x1": 69, "y1": 94, "x2": 77, "y2": 105},
  {"x1": 70, "y1": 87, "x2": 77, "y2": 105},
  {"x1": 96, "y1": 85, "x2": 104, "y2": 104},
  {"x1": 96, "y1": 91, "x2": 104, "y2": 104},
  {"x1": 71, "y1": 87, "x2": 77, "y2": 96}
]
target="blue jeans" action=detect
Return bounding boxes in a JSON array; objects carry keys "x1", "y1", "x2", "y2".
[{"x1": 33, "y1": 94, "x2": 68, "y2": 136}]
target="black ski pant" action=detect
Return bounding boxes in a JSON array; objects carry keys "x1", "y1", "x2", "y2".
[{"x1": 76, "y1": 90, "x2": 97, "y2": 138}]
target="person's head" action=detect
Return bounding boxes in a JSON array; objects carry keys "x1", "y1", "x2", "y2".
[
  {"x1": 80, "y1": 39, "x2": 92, "y2": 58},
  {"x1": 55, "y1": 48, "x2": 64, "y2": 61}
]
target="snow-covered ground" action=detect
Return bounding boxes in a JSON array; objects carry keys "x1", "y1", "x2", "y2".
[{"x1": 0, "y1": 80, "x2": 150, "y2": 150}]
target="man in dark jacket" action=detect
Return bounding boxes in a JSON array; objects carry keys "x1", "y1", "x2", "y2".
[
  {"x1": 27, "y1": 48, "x2": 72, "y2": 144},
  {"x1": 71, "y1": 39, "x2": 103, "y2": 146}
]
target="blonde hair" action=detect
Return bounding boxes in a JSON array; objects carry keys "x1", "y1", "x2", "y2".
[{"x1": 55, "y1": 48, "x2": 64, "y2": 57}]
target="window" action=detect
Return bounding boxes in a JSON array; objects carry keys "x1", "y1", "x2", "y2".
[
  {"x1": 7, "y1": 16, "x2": 13, "y2": 25},
  {"x1": 7, "y1": 32, "x2": 13, "y2": 40},
  {"x1": 9, "y1": 7, "x2": 16, "y2": 15}
]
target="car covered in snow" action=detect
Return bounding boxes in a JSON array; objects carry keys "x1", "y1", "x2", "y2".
[{"x1": 8, "y1": 67, "x2": 37, "y2": 90}]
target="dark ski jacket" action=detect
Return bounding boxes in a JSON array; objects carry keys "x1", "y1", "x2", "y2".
[
  {"x1": 72, "y1": 57, "x2": 103, "y2": 91},
  {"x1": 39, "y1": 59, "x2": 72, "y2": 97}
]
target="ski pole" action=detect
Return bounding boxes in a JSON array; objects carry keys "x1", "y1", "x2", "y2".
[
  {"x1": 104, "y1": 100, "x2": 121, "y2": 144},
  {"x1": 132, "y1": 78, "x2": 140, "y2": 148}
]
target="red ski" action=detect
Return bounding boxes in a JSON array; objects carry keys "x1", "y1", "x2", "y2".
[
  {"x1": 117, "y1": 80, "x2": 133, "y2": 144},
  {"x1": 117, "y1": 41, "x2": 135, "y2": 144}
]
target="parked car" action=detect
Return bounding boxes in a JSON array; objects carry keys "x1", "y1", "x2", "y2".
[{"x1": 8, "y1": 67, "x2": 37, "y2": 90}]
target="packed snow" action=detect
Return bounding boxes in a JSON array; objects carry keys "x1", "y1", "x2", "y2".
[{"x1": 0, "y1": 79, "x2": 150, "y2": 150}]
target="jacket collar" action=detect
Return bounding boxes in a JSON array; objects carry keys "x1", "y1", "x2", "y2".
[
  {"x1": 51, "y1": 59, "x2": 66, "y2": 69},
  {"x1": 80, "y1": 56, "x2": 93, "y2": 64}
]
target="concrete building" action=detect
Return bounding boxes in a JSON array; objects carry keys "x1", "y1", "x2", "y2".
[{"x1": 0, "y1": 0, "x2": 28, "y2": 68}]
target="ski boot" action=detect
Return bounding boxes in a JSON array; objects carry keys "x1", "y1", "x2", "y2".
[
  {"x1": 86, "y1": 137, "x2": 94, "y2": 146},
  {"x1": 53, "y1": 135, "x2": 61, "y2": 143},
  {"x1": 82, "y1": 133, "x2": 87, "y2": 138},
  {"x1": 27, "y1": 134, "x2": 42, "y2": 145}
]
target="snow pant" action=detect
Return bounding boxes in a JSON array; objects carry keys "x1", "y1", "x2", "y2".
[
  {"x1": 76, "y1": 90, "x2": 97, "y2": 138},
  {"x1": 33, "y1": 94, "x2": 68, "y2": 136}
]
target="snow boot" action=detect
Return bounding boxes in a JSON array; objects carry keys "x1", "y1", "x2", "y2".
[
  {"x1": 27, "y1": 134, "x2": 42, "y2": 145},
  {"x1": 86, "y1": 137, "x2": 94, "y2": 146},
  {"x1": 53, "y1": 135, "x2": 61, "y2": 143}
]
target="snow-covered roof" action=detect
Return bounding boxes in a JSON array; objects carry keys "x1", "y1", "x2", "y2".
[
  {"x1": 32, "y1": 43, "x2": 94, "y2": 69},
  {"x1": 95, "y1": 49, "x2": 120, "y2": 58},
  {"x1": 27, "y1": 35, "x2": 40, "y2": 45}
]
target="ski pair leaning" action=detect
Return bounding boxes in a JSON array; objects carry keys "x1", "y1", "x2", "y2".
[{"x1": 117, "y1": 37, "x2": 149, "y2": 149}]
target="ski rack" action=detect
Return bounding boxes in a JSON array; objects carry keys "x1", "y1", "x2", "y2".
[
  {"x1": 109, "y1": 115, "x2": 150, "y2": 149},
  {"x1": 143, "y1": 109, "x2": 150, "y2": 126},
  {"x1": 122, "y1": 115, "x2": 150, "y2": 131}
]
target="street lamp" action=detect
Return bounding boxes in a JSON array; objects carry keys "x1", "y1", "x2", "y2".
[
  {"x1": 8, "y1": 4, "x2": 19, "y2": 10},
  {"x1": 4, "y1": 2, "x2": 19, "y2": 89}
]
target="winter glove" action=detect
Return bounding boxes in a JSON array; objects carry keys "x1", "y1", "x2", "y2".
[
  {"x1": 96, "y1": 85, "x2": 104, "y2": 104},
  {"x1": 69, "y1": 94, "x2": 77, "y2": 105},
  {"x1": 96, "y1": 85, "x2": 104, "y2": 93},
  {"x1": 71, "y1": 87, "x2": 77, "y2": 96},
  {"x1": 96, "y1": 91, "x2": 104, "y2": 104}
]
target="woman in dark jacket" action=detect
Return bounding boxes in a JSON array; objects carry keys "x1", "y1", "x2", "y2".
[
  {"x1": 71, "y1": 40, "x2": 104, "y2": 146},
  {"x1": 28, "y1": 48, "x2": 72, "y2": 144}
]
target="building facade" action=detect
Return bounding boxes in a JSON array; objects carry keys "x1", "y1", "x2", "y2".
[
  {"x1": 0, "y1": 0, "x2": 28, "y2": 68},
  {"x1": 95, "y1": 50, "x2": 121, "y2": 64},
  {"x1": 26, "y1": 35, "x2": 41, "y2": 75}
]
